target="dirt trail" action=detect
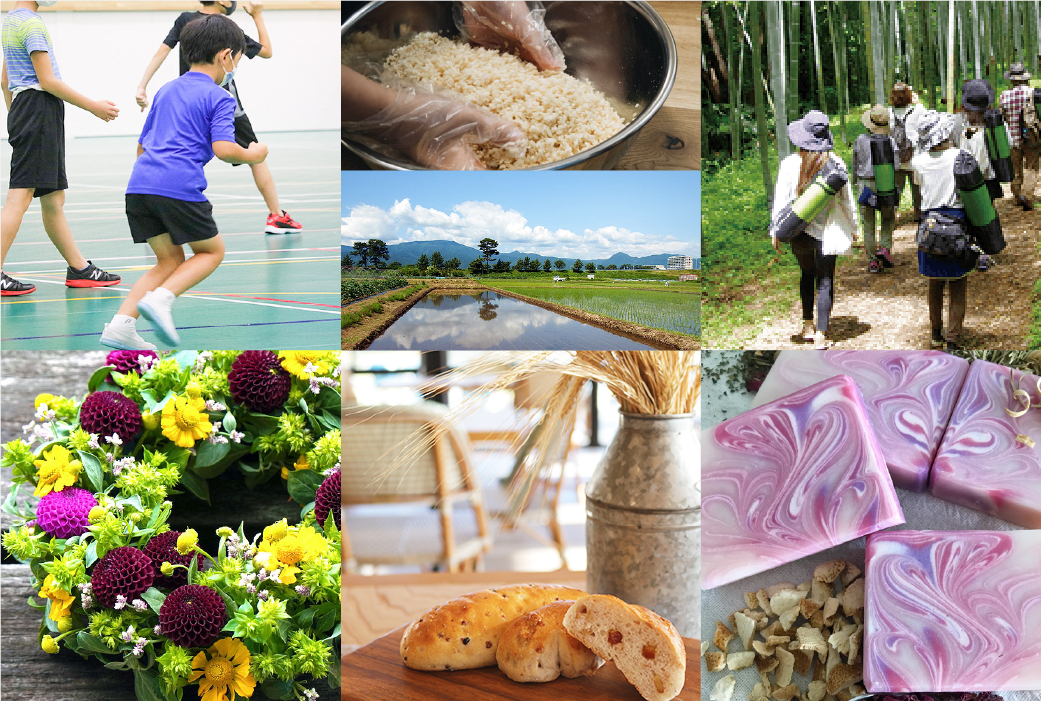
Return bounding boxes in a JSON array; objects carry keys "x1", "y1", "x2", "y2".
[{"x1": 746, "y1": 186, "x2": 1041, "y2": 349}]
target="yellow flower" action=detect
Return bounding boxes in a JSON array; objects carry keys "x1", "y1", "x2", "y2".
[
  {"x1": 35, "y1": 393, "x2": 55, "y2": 410},
  {"x1": 177, "y1": 528, "x2": 199, "y2": 555},
  {"x1": 88, "y1": 506, "x2": 106, "y2": 523},
  {"x1": 278, "y1": 351, "x2": 330, "y2": 380},
  {"x1": 161, "y1": 384, "x2": 213, "y2": 448},
  {"x1": 280, "y1": 455, "x2": 309, "y2": 481},
  {"x1": 262, "y1": 519, "x2": 288, "y2": 543},
  {"x1": 33, "y1": 445, "x2": 82, "y2": 497},
  {"x1": 41, "y1": 635, "x2": 59, "y2": 654},
  {"x1": 189, "y1": 637, "x2": 256, "y2": 701},
  {"x1": 161, "y1": 562, "x2": 176, "y2": 577},
  {"x1": 257, "y1": 525, "x2": 327, "y2": 584},
  {"x1": 142, "y1": 411, "x2": 160, "y2": 430},
  {"x1": 57, "y1": 616, "x2": 73, "y2": 633},
  {"x1": 40, "y1": 574, "x2": 76, "y2": 622}
]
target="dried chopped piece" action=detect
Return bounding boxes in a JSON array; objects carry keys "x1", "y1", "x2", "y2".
[
  {"x1": 792, "y1": 649, "x2": 812, "y2": 676},
  {"x1": 810, "y1": 610, "x2": 826, "y2": 630},
  {"x1": 750, "y1": 682, "x2": 772, "y2": 701},
  {"x1": 810, "y1": 579, "x2": 832, "y2": 606},
  {"x1": 765, "y1": 582, "x2": 797, "y2": 597},
  {"x1": 779, "y1": 606, "x2": 801, "y2": 631},
  {"x1": 841, "y1": 579, "x2": 864, "y2": 616},
  {"x1": 796, "y1": 581, "x2": 812, "y2": 592},
  {"x1": 745, "y1": 591, "x2": 761, "y2": 609},
  {"x1": 800, "y1": 598, "x2": 822, "y2": 619},
  {"x1": 728, "y1": 651, "x2": 756, "y2": 671},
  {"x1": 761, "y1": 621, "x2": 784, "y2": 639},
  {"x1": 711, "y1": 674, "x2": 737, "y2": 701},
  {"x1": 743, "y1": 608, "x2": 768, "y2": 623},
  {"x1": 705, "y1": 651, "x2": 726, "y2": 672},
  {"x1": 828, "y1": 623, "x2": 857, "y2": 655},
  {"x1": 715, "y1": 621, "x2": 735, "y2": 652},
  {"x1": 826, "y1": 663, "x2": 861, "y2": 695},
  {"x1": 752, "y1": 640, "x2": 775, "y2": 657},
  {"x1": 770, "y1": 589, "x2": 808, "y2": 616},
  {"x1": 840, "y1": 563, "x2": 862, "y2": 587},
  {"x1": 822, "y1": 597, "x2": 840, "y2": 624},
  {"x1": 765, "y1": 635, "x2": 791, "y2": 647},
  {"x1": 807, "y1": 680, "x2": 828, "y2": 701},
  {"x1": 773, "y1": 683, "x2": 800, "y2": 701},
  {"x1": 794, "y1": 626, "x2": 828, "y2": 659},
  {"x1": 757, "y1": 589, "x2": 774, "y2": 616},
  {"x1": 813, "y1": 560, "x2": 846, "y2": 584},
  {"x1": 847, "y1": 625, "x2": 862, "y2": 664},
  {"x1": 755, "y1": 655, "x2": 779, "y2": 674},
  {"x1": 774, "y1": 648, "x2": 795, "y2": 687},
  {"x1": 825, "y1": 647, "x2": 841, "y2": 679},
  {"x1": 735, "y1": 611, "x2": 756, "y2": 651}
]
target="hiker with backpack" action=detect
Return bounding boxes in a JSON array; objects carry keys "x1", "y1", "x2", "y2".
[
  {"x1": 957, "y1": 79, "x2": 1001, "y2": 270},
  {"x1": 999, "y1": 62, "x2": 1040, "y2": 211},
  {"x1": 851, "y1": 105, "x2": 901, "y2": 274},
  {"x1": 889, "y1": 82, "x2": 923, "y2": 221}
]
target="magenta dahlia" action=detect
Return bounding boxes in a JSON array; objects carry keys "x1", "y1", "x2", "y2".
[
  {"x1": 143, "y1": 530, "x2": 204, "y2": 589},
  {"x1": 228, "y1": 350, "x2": 291, "y2": 413},
  {"x1": 91, "y1": 546, "x2": 154, "y2": 608},
  {"x1": 36, "y1": 487, "x2": 97, "y2": 539},
  {"x1": 105, "y1": 350, "x2": 158, "y2": 374},
  {"x1": 159, "y1": 585, "x2": 227, "y2": 648},
  {"x1": 313, "y1": 468, "x2": 341, "y2": 531},
  {"x1": 79, "y1": 391, "x2": 143, "y2": 443}
]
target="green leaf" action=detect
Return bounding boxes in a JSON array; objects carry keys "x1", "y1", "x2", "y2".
[
  {"x1": 78, "y1": 451, "x2": 105, "y2": 493},
  {"x1": 76, "y1": 632, "x2": 114, "y2": 655},
  {"x1": 327, "y1": 655, "x2": 341, "y2": 688},
  {"x1": 286, "y1": 470, "x2": 323, "y2": 505},
  {"x1": 87, "y1": 366, "x2": 114, "y2": 393},
  {"x1": 140, "y1": 587, "x2": 166, "y2": 615},
  {"x1": 151, "y1": 391, "x2": 175, "y2": 414},
  {"x1": 260, "y1": 678, "x2": 295, "y2": 700},
  {"x1": 179, "y1": 470, "x2": 210, "y2": 504},
  {"x1": 133, "y1": 668, "x2": 165, "y2": 701},
  {"x1": 240, "y1": 413, "x2": 280, "y2": 435},
  {"x1": 323, "y1": 623, "x2": 341, "y2": 642},
  {"x1": 169, "y1": 351, "x2": 199, "y2": 370},
  {"x1": 104, "y1": 661, "x2": 130, "y2": 670},
  {"x1": 193, "y1": 440, "x2": 230, "y2": 471},
  {"x1": 165, "y1": 446, "x2": 191, "y2": 471},
  {"x1": 317, "y1": 409, "x2": 340, "y2": 431},
  {"x1": 187, "y1": 549, "x2": 199, "y2": 584},
  {"x1": 222, "y1": 410, "x2": 237, "y2": 433},
  {"x1": 141, "y1": 389, "x2": 158, "y2": 411},
  {"x1": 85, "y1": 541, "x2": 98, "y2": 567}
]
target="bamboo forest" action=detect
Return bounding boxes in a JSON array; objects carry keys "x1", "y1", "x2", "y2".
[{"x1": 702, "y1": 0, "x2": 1041, "y2": 351}]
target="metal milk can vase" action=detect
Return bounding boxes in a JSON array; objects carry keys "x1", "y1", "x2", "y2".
[{"x1": 585, "y1": 412, "x2": 700, "y2": 637}]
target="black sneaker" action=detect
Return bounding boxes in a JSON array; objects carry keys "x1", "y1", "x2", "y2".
[
  {"x1": 930, "y1": 330, "x2": 945, "y2": 349},
  {"x1": 66, "y1": 261, "x2": 120, "y2": 288},
  {"x1": 1, "y1": 271, "x2": 35, "y2": 296}
]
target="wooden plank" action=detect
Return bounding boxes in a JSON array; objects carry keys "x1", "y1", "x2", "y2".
[
  {"x1": 0, "y1": 1, "x2": 340, "y2": 11},
  {"x1": 341, "y1": 625, "x2": 701, "y2": 701}
]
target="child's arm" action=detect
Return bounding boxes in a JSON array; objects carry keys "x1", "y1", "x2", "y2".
[
  {"x1": 244, "y1": 2, "x2": 273, "y2": 58},
  {"x1": 30, "y1": 51, "x2": 118, "y2": 121},
  {"x1": 137, "y1": 44, "x2": 173, "y2": 111},
  {"x1": 213, "y1": 140, "x2": 268, "y2": 165},
  {"x1": 1, "y1": 58, "x2": 11, "y2": 111}
]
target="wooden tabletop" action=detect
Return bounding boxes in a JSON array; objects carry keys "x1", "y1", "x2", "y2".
[{"x1": 342, "y1": 625, "x2": 701, "y2": 701}]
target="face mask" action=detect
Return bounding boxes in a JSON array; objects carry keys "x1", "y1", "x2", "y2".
[
  {"x1": 222, "y1": 1, "x2": 237, "y2": 15},
  {"x1": 218, "y1": 53, "x2": 235, "y2": 87},
  {"x1": 37, "y1": 1, "x2": 58, "y2": 6}
]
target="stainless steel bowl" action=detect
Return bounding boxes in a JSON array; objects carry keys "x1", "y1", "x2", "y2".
[{"x1": 342, "y1": 1, "x2": 677, "y2": 170}]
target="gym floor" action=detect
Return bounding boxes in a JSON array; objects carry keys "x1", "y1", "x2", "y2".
[{"x1": 1, "y1": 131, "x2": 341, "y2": 350}]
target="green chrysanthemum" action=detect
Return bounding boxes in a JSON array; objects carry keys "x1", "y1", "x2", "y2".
[{"x1": 288, "y1": 630, "x2": 331, "y2": 678}]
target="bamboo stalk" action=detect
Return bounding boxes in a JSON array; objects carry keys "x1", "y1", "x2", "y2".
[
  {"x1": 751, "y1": 0, "x2": 776, "y2": 199},
  {"x1": 947, "y1": 0, "x2": 956, "y2": 112}
]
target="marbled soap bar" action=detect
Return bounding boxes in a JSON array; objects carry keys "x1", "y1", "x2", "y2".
[
  {"x1": 865, "y1": 529, "x2": 1041, "y2": 692},
  {"x1": 702, "y1": 375, "x2": 904, "y2": 590},
  {"x1": 931, "y1": 359, "x2": 1041, "y2": 528},
  {"x1": 752, "y1": 351, "x2": 970, "y2": 492}
]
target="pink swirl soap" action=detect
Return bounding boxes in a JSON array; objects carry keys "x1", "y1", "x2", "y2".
[
  {"x1": 865, "y1": 529, "x2": 1041, "y2": 691},
  {"x1": 703, "y1": 375, "x2": 905, "y2": 590},
  {"x1": 752, "y1": 351, "x2": 970, "y2": 492},
  {"x1": 931, "y1": 359, "x2": 1041, "y2": 528}
]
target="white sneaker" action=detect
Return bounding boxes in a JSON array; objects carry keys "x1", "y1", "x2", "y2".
[
  {"x1": 100, "y1": 323, "x2": 158, "y2": 350},
  {"x1": 137, "y1": 290, "x2": 180, "y2": 346}
]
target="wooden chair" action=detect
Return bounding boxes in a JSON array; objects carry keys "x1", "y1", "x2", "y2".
[{"x1": 342, "y1": 403, "x2": 492, "y2": 574}]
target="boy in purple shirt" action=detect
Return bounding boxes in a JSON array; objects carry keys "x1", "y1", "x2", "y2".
[{"x1": 100, "y1": 14, "x2": 268, "y2": 350}]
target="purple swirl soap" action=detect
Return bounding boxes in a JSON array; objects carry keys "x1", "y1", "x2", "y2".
[
  {"x1": 865, "y1": 529, "x2": 1041, "y2": 691},
  {"x1": 931, "y1": 359, "x2": 1041, "y2": 528},
  {"x1": 703, "y1": 375, "x2": 905, "y2": 590},
  {"x1": 752, "y1": 351, "x2": 970, "y2": 492}
]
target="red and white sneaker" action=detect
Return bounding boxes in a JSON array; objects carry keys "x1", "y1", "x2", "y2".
[{"x1": 265, "y1": 210, "x2": 303, "y2": 234}]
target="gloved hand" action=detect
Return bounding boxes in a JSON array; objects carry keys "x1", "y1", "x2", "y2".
[
  {"x1": 456, "y1": 1, "x2": 565, "y2": 71},
  {"x1": 343, "y1": 78, "x2": 526, "y2": 170}
]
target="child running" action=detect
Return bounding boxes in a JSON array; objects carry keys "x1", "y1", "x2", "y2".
[
  {"x1": 100, "y1": 14, "x2": 268, "y2": 350},
  {"x1": 851, "y1": 105, "x2": 901, "y2": 273},
  {"x1": 1, "y1": 0, "x2": 121, "y2": 296},
  {"x1": 135, "y1": 0, "x2": 302, "y2": 234}
]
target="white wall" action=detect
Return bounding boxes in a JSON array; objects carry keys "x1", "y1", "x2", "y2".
[{"x1": 1, "y1": 7, "x2": 339, "y2": 138}]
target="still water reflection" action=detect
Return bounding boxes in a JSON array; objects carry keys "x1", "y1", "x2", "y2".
[{"x1": 367, "y1": 291, "x2": 656, "y2": 350}]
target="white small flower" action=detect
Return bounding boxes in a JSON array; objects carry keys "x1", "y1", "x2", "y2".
[
  {"x1": 121, "y1": 625, "x2": 136, "y2": 642},
  {"x1": 133, "y1": 637, "x2": 147, "y2": 657},
  {"x1": 153, "y1": 625, "x2": 162, "y2": 636},
  {"x1": 105, "y1": 433, "x2": 122, "y2": 446},
  {"x1": 22, "y1": 420, "x2": 36, "y2": 435},
  {"x1": 268, "y1": 569, "x2": 281, "y2": 583},
  {"x1": 137, "y1": 355, "x2": 156, "y2": 373},
  {"x1": 34, "y1": 404, "x2": 56, "y2": 422},
  {"x1": 257, "y1": 590, "x2": 270, "y2": 601},
  {"x1": 80, "y1": 594, "x2": 93, "y2": 609},
  {"x1": 229, "y1": 430, "x2": 245, "y2": 444},
  {"x1": 295, "y1": 585, "x2": 311, "y2": 596},
  {"x1": 87, "y1": 433, "x2": 100, "y2": 450},
  {"x1": 308, "y1": 377, "x2": 321, "y2": 395},
  {"x1": 211, "y1": 421, "x2": 222, "y2": 433},
  {"x1": 245, "y1": 583, "x2": 257, "y2": 594},
  {"x1": 132, "y1": 598, "x2": 148, "y2": 612},
  {"x1": 77, "y1": 582, "x2": 92, "y2": 594},
  {"x1": 114, "y1": 594, "x2": 128, "y2": 610},
  {"x1": 323, "y1": 465, "x2": 339, "y2": 477},
  {"x1": 304, "y1": 689, "x2": 320, "y2": 701},
  {"x1": 303, "y1": 362, "x2": 318, "y2": 376},
  {"x1": 333, "y1": 364, "x2": 341, "y2": 378}
]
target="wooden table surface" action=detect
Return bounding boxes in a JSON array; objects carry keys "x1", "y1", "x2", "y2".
[
  {"x1": 342, "y1": 1, "x2": 699, "y2": 171},
  {"x1": 342, "y1": 625, "x2": 701, "y2": 701}
]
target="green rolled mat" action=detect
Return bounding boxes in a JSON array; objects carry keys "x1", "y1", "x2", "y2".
[
  {"x1": 773, "y1": 160, "x2": 849, "y2": 242},
  {"x1": 984, "y1": 109, "x2": 1014, "y2": 182},
  {"x1": 954, "y1": 150, "x2": 1005, "y2": 255},
  {"x1": 869, "y1": 134, "x2": 898, "y2": 207}
]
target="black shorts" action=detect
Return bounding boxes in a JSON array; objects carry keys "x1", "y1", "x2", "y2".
[
  {"x1": 126, "y1": 194, "x2": 219, "y2": 246},
  {"x1": 8, "y1": 90, "x2": 67, "y2": 197},
  {"x1": 231, "y1": 114, "x2": 258, "y2": 166}
]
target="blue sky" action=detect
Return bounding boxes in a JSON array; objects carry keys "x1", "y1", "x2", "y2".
[{"x1": 341, "y1": 171, "x2": 700, "y2": 259}]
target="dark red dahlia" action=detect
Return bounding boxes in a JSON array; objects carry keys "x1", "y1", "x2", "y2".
[
  {"x1": 228, "y1": 350, "x2": 291, "y2": 413},
  {"x1": 91, "y1": 546, "x2": 154, "y2": 608},
  {"x1": 143, "y1": 530, "x2": 205, "y2": 589},
  {"x1": 159, "y1": 585, "x2": 227, "y2": 648},
  {"x1": 105, "y1": 350, "x2": 158, "y2": 374},
  {"x1": 36, "y1": 488, "x2": 97, "y2": 539},
  {"x1": 79, "y1": 391, "x2": 143, "y2": 443},
  {"x1": 313, "y1": 468, "x2": 341, "y2": 531}
]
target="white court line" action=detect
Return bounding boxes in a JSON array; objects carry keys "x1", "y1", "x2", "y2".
[
  {"x1": 9, "y1": 278, "x2": 342, "y2": 316},
  {"x1": 11, "y1": 228, "x2": 340, "y2": 246},
  {"x1": 18, "y1": 200, "x2": 340, "y2": 215},
  {"x1": 6, "y1": 249, "x2": 338, "y2": 266},
  {"x1": 47, "y1": 192, "x2": 341, "y2": 208},
  {"x1": 11, "y1": 256, "x2": 335, "y2": 275}
]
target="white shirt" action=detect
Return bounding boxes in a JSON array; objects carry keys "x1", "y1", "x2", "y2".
[
  {"x1": 771, "y1": 152, "x2": 858, "y2": 256},
  {"x1": 959, "y1": 122, "x2": 996, "y2": 180},
  {"x1": 890, "y1": 104, "x2": 922, "y2": 170},
  {"x1": 912, "y1": 147, "x2": 965, "y2": 210}
]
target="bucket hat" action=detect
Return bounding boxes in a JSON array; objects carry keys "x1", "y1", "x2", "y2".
[
  {"x1": 788, "y1": 110, "x2": 834, "y2": 151},
  {"x1": 861, "y1": 105, "x2": 891, "y2": 133},
  {"x1": 917, "y1": 110, "x2": 955, "y2": 150},
  {"x1": 961, "y1": 79, "x2": 995, "y2": 112},
  {"x1": 1005, "y1": 62, "x2": 1032, "y2": 81}
]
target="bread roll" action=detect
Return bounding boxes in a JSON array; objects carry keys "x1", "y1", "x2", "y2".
[
  {"x1": 400, "y1": 583, "x2": 588, "y2": 671},
  {"x1": 563, "y1": 594, "x2": 686, "y2": 701},
  {"x1": 496, "y1": 601, "x2": 604, "y2": 682}
]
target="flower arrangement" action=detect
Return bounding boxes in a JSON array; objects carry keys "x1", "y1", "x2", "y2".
[{"x1": 2, "y1": 350, "x2": 342, "y2": 701}]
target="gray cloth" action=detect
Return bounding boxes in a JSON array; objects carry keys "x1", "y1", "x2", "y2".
[
  {"x1": 851, "y1": 133, "x2": 902, "y2": 183},
  {"x1": 700, "y1": 351, "x2": 1029, "y2": 700}
]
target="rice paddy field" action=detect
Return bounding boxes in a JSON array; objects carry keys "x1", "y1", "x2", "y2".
[{"x1": 489, "y1": 279, "x2": 700, "y2": 337}]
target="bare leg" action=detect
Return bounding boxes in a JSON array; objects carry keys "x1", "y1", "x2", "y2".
[
  {"x1": 1, "y1": 188, "x2": 35, "y2": 267},
  {"x1": 39, "y1": 190, "x2": 88, "y2": 270},
  {"x1": 249, "y1": 161, "x2": 280, "y2": 216},
  {"x1": 159, "y1": 235, "x2": 225, "y2": 296},
  {"x1": 115, "y1": 234, "x2": 185, "y2": 318},
  {"x1": 948, "y1": 277, "x2": 968, "y2": 341},
  {"x1": 928, "y1": 279, "x2": 945, "y2": 335}
]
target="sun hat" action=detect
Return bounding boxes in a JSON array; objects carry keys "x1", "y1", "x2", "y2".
[
  {"x1": 788, "y1": 110, "x2": 834, "y2": 151},
  {"x1": 1005, "y1": 62, "x2": 1032, "y2": 81},
  {"x1": 917, "y1": 110, "x2": 955, "y2": 150},
  {"x1": 961, "y1": 79, "x2": 995, "y2": 112},
  {"x1": 861, "y1": 105, "x2": 891, "y2": 133}
]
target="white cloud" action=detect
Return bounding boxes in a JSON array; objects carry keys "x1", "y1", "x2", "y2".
[{"x1": 342, "y1": 198, "x2": 697, "y2": 258}]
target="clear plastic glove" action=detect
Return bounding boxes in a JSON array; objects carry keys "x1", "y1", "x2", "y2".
[
  {"x1": 456, "y1": 1, "x2": 565, "y2": 71},
  {"x1": 343, "y1": 81, "x2": 526, "y2": 170}
]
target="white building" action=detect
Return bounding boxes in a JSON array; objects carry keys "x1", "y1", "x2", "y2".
[{"x1": 668, "y1": 256, "x2": 695, "y2": 270}]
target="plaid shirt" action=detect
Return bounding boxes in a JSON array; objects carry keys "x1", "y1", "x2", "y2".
[{"x1": 1000, "y1": 84, "x2": 1034, "y2": 148}]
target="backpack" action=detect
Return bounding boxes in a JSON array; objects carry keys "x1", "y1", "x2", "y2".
[
  {"x1": 917, "y1": 213, "x2": 977, "y2": 269},
  {"x1": 892, "y1": 106, "x2": 916, "y2": 163},
  {"x1": 1022, "y1": 88, "x2": 1041, "y2": 148}
]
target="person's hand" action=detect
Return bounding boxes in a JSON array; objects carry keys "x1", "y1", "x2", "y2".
[
  {"x1": 458, "y1": 1, "x2": 565, "y2": 71},
  {"x1": 243, "y1": 1, "x2": 262, "y2": 17},
  {"x1": 135, "y1": 87, "x2": 149, "y2": 111},
  {"x1": 247, "y1": 142, "x2": 269, "y2": 164},
  {"x1": 91, "y1": 99, "x2": 119, "y2": 121}
]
